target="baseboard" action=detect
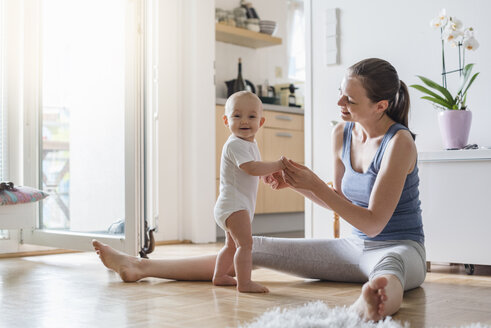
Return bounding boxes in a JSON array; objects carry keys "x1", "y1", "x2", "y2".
[
  {"x1": 0, "y1": 249, "x2": 80, "y2": 259},
  {"x1": 154, "y1": 240, "x2": 192, "y2": 246}
]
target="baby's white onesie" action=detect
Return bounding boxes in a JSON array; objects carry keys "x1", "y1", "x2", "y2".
[{"x1": 214, "y1": 134, "x2": 261, "y2": 231}]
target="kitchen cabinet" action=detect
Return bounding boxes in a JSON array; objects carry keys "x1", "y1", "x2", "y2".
[
  {"x1": 215, "y1": 23, "x2": 282, "y2": 49},
  {"x1": 216, "y1": 104, "x2": 304, "y2": 214}
]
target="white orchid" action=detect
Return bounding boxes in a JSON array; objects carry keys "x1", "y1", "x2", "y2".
[
  {"x1": 429, "y1": 8, "x2": 448, "y2": 28},
  {"x1": 411, "y1": 9, "x2": 480, "y2": 111},
  {"x1": 443, "y1": 26, "x2": 462, "y2": 43},
  {"x1": 448, "y1": 17, "x2": 463, "y2": 31},
  {"x1": 438, "y1": 9, "x2": 447, "y2": 20},
  {"x1": 463, "y1": 27, "x2": 475, "y2": 39},
  {"x1": 463, "y1": 36, "x2": 479, "y2": 51},
  {"x1": 430, "y1": 17, "x2": 444, "y2": 28}
]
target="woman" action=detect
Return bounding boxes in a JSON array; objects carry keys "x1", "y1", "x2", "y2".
[{"x1": 93, "y1": 58, "x2": 426, "y2": 321}]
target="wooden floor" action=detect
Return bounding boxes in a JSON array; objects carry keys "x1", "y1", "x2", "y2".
[{"x1": 1, "y1": 243, "x2": 491, "y2": 328}]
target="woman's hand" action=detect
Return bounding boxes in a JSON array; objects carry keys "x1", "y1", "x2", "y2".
[
  {"x1": 262, "y1": 171, "x2": 289, "y2": 190},
  {"x1": 281, "y1": 156, "x2": 324, "y2": 191}
]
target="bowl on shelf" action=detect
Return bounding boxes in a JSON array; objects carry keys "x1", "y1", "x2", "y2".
[
  {"x1": 259, "y1": 20, "x2": 277, "y2": 35},
  {"x1": 246, "y1": 18, "x2": 260, "y2": 32}
]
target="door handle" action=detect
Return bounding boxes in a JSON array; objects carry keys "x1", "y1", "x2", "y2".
[
  {"x1": 275, "y1": 132, "x2": 293, "y2": 138},
  {"x1": 275, "y1": 115, "x2": 292, "y2": 121}
]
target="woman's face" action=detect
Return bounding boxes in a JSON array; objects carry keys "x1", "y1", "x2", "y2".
[{"x1": 337, "y1": 76, "x2": 378, "y2": 122}]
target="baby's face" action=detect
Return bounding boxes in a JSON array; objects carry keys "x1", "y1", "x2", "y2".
[{"x1": 225, "y1": 97, "x2": 264, "y2": 142}]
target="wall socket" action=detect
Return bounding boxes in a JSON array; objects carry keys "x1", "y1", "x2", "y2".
[{"x1": 275, "y1": 66, "x2": 283, "y2": 78}]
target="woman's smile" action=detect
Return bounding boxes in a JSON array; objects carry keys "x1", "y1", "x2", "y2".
[{"x1": 340, "y1": 108, "x2": 350, "y2": 116}]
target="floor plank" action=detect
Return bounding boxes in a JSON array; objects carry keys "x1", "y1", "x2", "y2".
[{"x1": 1, "y1": 243, "x2": 491, "y2": 327}]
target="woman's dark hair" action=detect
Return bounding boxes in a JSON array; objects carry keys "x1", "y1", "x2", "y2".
[{"x1": 348, "y1": 58, "x2": 415, "y2": 139}]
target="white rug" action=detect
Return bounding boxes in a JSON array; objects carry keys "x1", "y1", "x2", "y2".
[{"x1": 239, "y1": 301, "x2": 490, "y2": 328}]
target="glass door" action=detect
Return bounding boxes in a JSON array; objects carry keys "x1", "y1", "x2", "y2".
[{"x1": 22, "y1": 0, "x2": 148, "y2": 256}]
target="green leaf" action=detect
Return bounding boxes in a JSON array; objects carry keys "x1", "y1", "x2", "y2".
[
  {"x1": 457, "y1": 63, "x2": 475, "y2": 96},
  {"x1": 461, "y1": 72, "x2": 480, "y2": 99},
  {"x1": 416, "y1": 75, "x2": 455, "y2": 105},
  {"x1": 410, "y1": 84, "x2": 450, "y2": 104},
  {"x1": 421, "y1": 96, "x2": 453, "y2": 109}
]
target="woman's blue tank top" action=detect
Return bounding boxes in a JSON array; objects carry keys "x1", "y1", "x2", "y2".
[{"x1": 341, "y1": 122, "x2": 424, "y2": 244}]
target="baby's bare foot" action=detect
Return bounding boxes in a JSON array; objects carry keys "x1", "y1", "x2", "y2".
[
  {"x1": 352, "y1": 276, "x2": 388, "y2": 321},
  {"x1": 213, "y1": 275, "x2": 237, "y2": 286},
  {"x1": 92, "y1": 239, "x2": 144, "y2": 282},
  {"x1": 237, "y1": 281, "x2": 269, "y2": 293}
]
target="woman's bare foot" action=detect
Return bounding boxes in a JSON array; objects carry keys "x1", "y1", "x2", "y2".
[
  {"x1": 212, "y1": 275, "x2": 237, "y2": 286},
  {"x1": 351, "y1": 276, "x2": 388, "y2": 321},
  {"x1": 237, "y1": 281, "x2": 269, "y2": 293},
  {"x1": 92, "y1": 240, "x2": 144, "y2": 282}
]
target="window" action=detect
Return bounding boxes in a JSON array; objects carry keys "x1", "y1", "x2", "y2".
[
  {"x1": 39, "y1": 0, "x2": 128, "y2": 232},
  {"x1": 287, "y1": 0, "x2": 305, "y2": 81},
  {"x1": 0, "y1": 0, "x2": 6, "y2": 182},
  {"x1": 0, "y1": 0, "x2": 9, "y2": 240},
  {"x1": 0, "y1": 0, "x2": 149, "y2": 254}
]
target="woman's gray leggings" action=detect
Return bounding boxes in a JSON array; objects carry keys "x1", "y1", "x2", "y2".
[{"x1": 252, "y1": 235, "x2": 426, "y2": 291}]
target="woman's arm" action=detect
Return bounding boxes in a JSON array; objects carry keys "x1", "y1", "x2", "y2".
[
  {"x1": 261, "y1": 162, "x2": 335, "y2": 209},
  {"x1": 282, "y1": 129, "x2": 417, "y2": 237},
  {"x1": 262, "y1": 124, "x2": 348, "y2": 210}
]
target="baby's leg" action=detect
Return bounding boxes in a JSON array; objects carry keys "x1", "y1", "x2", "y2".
[
  {"x1": 227, "y1": 211, "x2": 268, "y2": 293},
  {"x1": 213, "y1": 231, "x2": 237, "y2": 286}
]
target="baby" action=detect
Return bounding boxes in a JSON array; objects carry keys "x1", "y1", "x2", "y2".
[{"x1": 213, "y1": 91, "x2": 284, "y2": 293}]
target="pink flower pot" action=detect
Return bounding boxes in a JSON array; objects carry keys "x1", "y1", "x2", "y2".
[{"x1": 437, "y1": 110, "x2": 472, "y2": 149}]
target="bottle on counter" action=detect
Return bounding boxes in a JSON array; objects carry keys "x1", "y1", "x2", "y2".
[
  {"x1": 233, "y1": 58, "x2": 246, "y2": 93},
  {"x1": 288, "y1": 83, "x2": 297, "y2": 106},
  {"x1": 281, "y1": 83, "x2": 299, "y2": 107}
]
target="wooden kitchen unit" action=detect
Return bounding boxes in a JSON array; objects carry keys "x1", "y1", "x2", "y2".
[{"x1": 215, "y1": 104, "x2": 304, "y2": 214}]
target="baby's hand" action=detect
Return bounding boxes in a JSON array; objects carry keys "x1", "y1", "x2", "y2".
[
  {"x1": 263, "y1": 171, "x2": 289, "y2": 190},
  {"x1": 279, "y1": 158, "x2": 287, "y2": 170}
]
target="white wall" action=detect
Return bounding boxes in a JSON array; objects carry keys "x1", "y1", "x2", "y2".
[
  {"x1": 309, "y1": 0, "x2": 491, "y2": 238},
  {"x1": 154, "y1": 0, "x2": 216, "y2": 243},
  {"x1": 214, "y1": 0, "x2": 291, "y2": 98}
]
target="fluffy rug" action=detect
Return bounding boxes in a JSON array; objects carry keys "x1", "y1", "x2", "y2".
[{"x1": 239, "y1": 301, "x2": 490, "y2": 328}]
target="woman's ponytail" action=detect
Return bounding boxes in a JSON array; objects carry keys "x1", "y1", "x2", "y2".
[
  {"x1": 386, "y1": 81, "x2": 414, "y2": 139},
  {"x1": 348, "y1": 58, "x2": 415, "y2": 139}
]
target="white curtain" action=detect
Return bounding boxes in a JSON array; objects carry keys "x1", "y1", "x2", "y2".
[{"x1": 287, "y1": 0, "x2": 305, "y2": 81}]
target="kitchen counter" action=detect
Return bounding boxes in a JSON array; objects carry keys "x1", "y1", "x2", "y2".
[
  {"x1": 418, "y1": 148, "x2": 491, "y2": 162},
  {"x1": 216, "y1": 97, "x2": 304, "y2": 115}
]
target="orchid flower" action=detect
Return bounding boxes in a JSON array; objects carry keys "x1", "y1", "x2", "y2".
[
  {"x1": 463, "y1": 27, "x2": 475, "y2": 39},
  {"x1": 463, "y1": 37, "x2": 479, "y2": 51},
  {"x1": 448, "y1": 17, "x2": 463, "y2": 31},
  {"x1": 429, "y1": 8, "x2": 448, "y2": 28},
  {"x1": 411, "y1": 9, "x2": 480, "y2": 110},
  {"x1": 443, "y1": 26, "x2": 462, "y2": 43}
]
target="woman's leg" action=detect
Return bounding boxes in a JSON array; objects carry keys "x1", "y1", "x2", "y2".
[
  {"x1": 251, "y1": 236, "x2": 367, "y2": 282},
  {"x1": 352, "y1": 240, "x2": 426, "y2": 320},
  {"x1": 93, "y1": 240, "x2": 217, "y2": 281},
  {"x1": 351, "y1": 274, "x2": 403, "y2": 321},
  {"x1": 93, "y1": 236, "x2": 365, "y2": 283},
  {"x1": 252, "y1": 236, "x2": 425, "y2": 321}
]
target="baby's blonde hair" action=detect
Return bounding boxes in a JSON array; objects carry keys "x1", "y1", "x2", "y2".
[{"x1": 224, "y1": 91, "x2": 262, "y2": 117}]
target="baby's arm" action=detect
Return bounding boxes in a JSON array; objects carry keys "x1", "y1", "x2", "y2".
[{"x1": 239, "y1": 160, "x2": 284, "y2": 177}]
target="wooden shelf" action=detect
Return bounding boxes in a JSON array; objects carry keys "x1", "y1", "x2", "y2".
[{"x1": 215, "y1": 23, "x2": 282, "y2": 49}]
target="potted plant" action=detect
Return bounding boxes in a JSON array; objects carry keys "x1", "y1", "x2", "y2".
[{"x1": 410, "y1": 9, "x2": 480, "y2": 149}]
